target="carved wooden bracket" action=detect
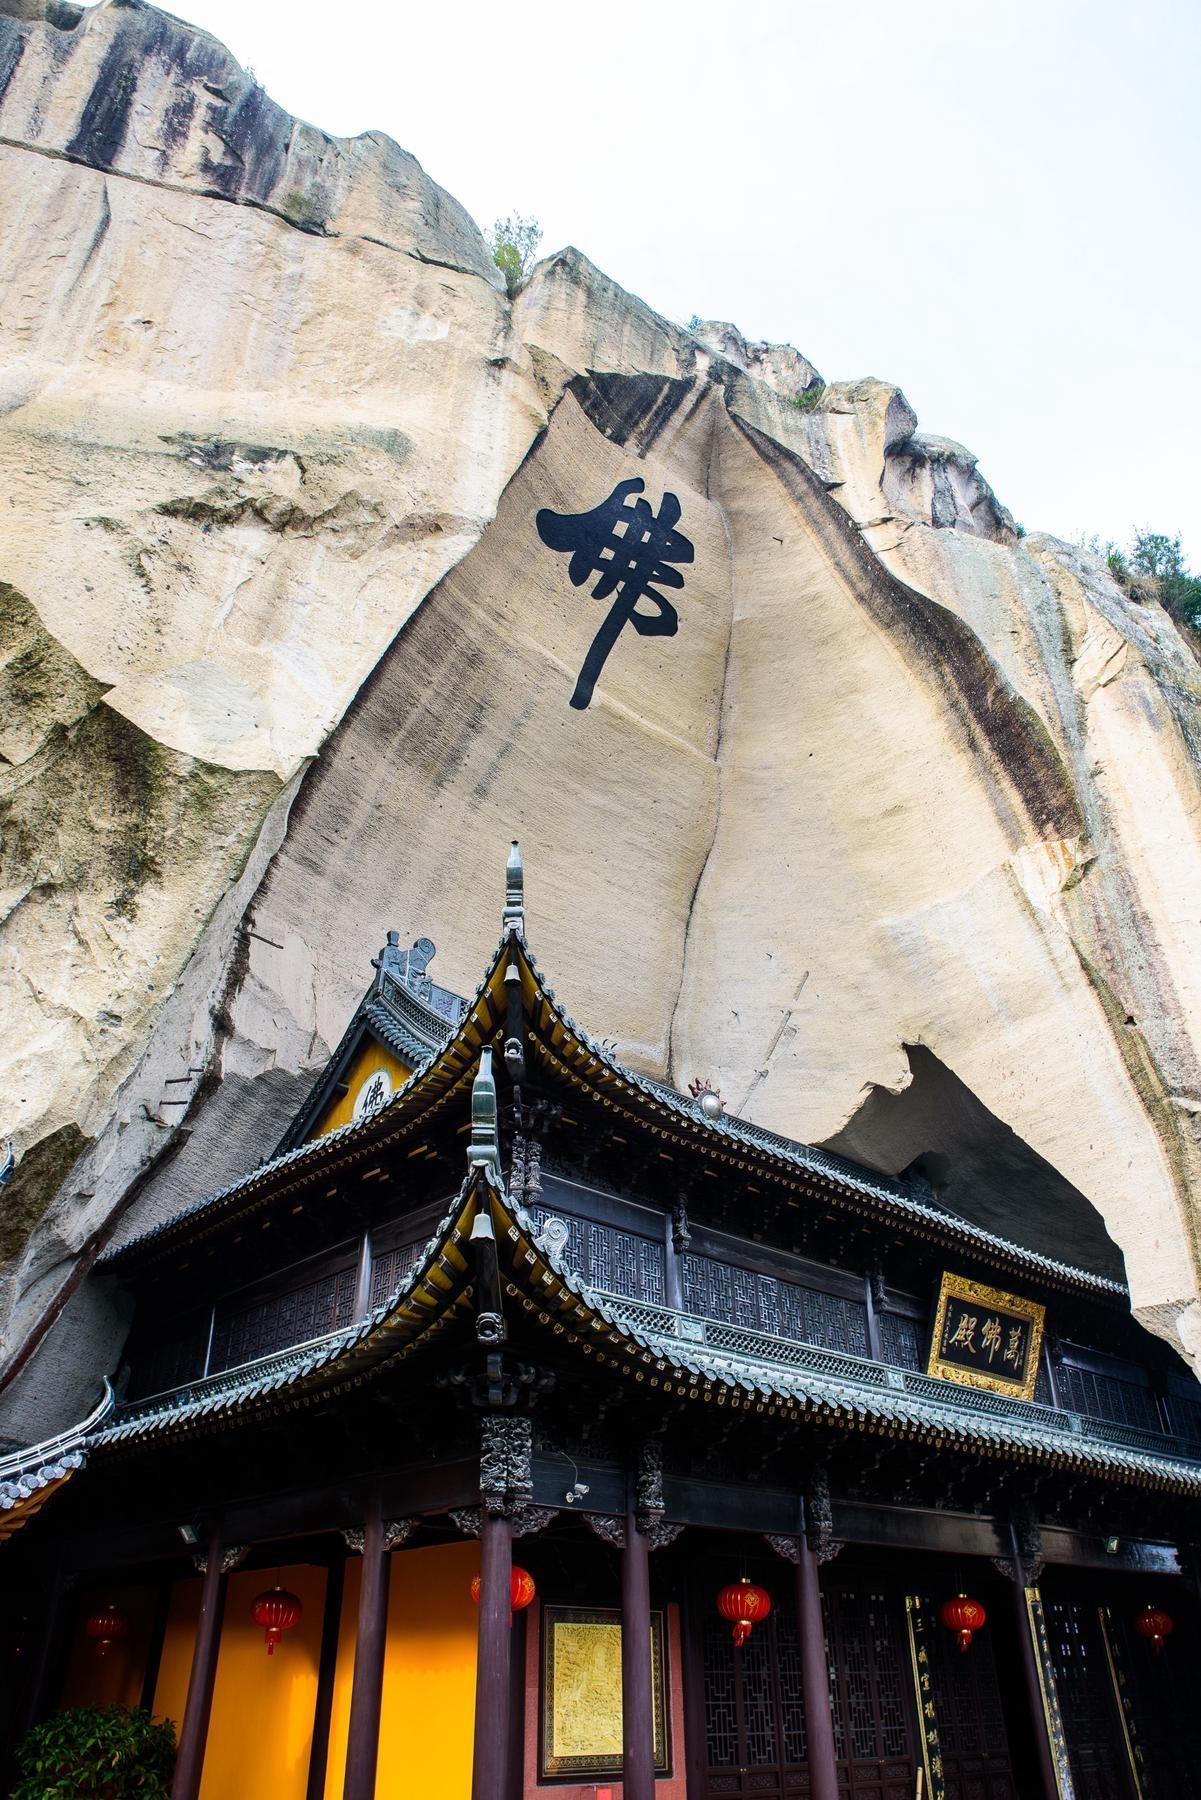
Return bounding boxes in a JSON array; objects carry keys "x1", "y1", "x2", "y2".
[
  {"x1": 192, "y1": 1544, "x2": 248, "y2": 1575},
  {"x1": 341, "y1": 1518, "x2": 415, "y2": 1554},
  {"x1": 584, "y1": 1513, "x2": 627, "y2": 1549}
]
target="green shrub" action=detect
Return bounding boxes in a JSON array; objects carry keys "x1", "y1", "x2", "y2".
[
  {"x1": 791, "y1": 382, "x2": 826, "y2": 413},
  {"x1": 487, "y1": 213, "x2": 542, "y2": 298},
  {"x1": 1129, "y1": 530, "x2": 1201, "y2": 633},
  {"x1": 11, "y1": 1706, "x2": 176, "y2": 1799},
  {"x1": 1079, "y1": 528, "x2": 1201, "y2": 636}
]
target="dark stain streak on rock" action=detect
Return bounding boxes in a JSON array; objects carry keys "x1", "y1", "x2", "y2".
[
  {"x1": 731, "y1": 412, "x2": 1085, "y2": 847},
  {"x1": 161, "y1": 434, "x2": 293, "y2": 471},
  {"x1": 67, "y1": 177, "x2": 110, "y2": 291},
  {"x1": 200, "y1": 76, "x2": 288, "y2": 203},
  {"x1": 65, "y1": 29, "x2": 140, "y2": 168},
  {"x1": 159, "y1": 81, "x2": 194, "y2": 152},
  {"x1": 572, "y1": 371, "x2": 694, "y2": 455},
  {"x1": 0, "y1": 20, "x2": 24, "y2": 102}
]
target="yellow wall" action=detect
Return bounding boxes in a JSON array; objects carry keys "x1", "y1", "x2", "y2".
[
  {"x1": 314, "y1": 1042, "x2": 411, "y2": 1138},
  {"x1": 153, "y1": 1564, "x2": 327, "y2": 1800},
  {"x1": 324, "y1": 1541, "x2": 481, "y2": 1800},
  {"x1": 136, "y1": 1544, "x2": 476, "y2": 1800},
  {"x1": 61, "y1": 1583, "x2": 157, "y2": 1712},
  {"x1": 151, "y1": 1578, "x2": 200, "y2": 1740}
]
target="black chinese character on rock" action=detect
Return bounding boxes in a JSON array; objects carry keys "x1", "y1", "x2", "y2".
[{"x1": 536, "y1": 477, "x2": 694, "y2": 709}]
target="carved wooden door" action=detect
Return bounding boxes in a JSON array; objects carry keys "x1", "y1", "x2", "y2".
[
  {"x1": 698, "y1": 1578, "x2": 919, "y2": 1800},
  {"x1": 700, "y1": 1601, "x2": 809, "y2": 1798},
  {"x1": 925, "y1": 1600, "x2": 1017, "y2": 1800},
  {"x1": 823, "y1": 1582, "x2": 918, "y2": 1800},
  {"x1": 1102, "y1": 1601, "x2": 1201, "y2": 1797},
  {"x1": 1042, "y1": 1597, "x2": 1134, "y2": 1800}
]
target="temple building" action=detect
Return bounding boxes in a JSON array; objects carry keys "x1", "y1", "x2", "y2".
[{"x1": 3, "y1": 847, "x2": 1201, "y2": 1800}]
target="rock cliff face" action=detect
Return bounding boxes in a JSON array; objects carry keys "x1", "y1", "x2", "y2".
[{"x1": 2, "y1": 0, "x2": 1200, "y2": 1433}]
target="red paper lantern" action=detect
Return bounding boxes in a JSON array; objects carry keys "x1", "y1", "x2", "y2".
[
  {"x1": 940, "y1": 1594, "x2": 987, "y2": 1654},
  {"x1": 84, "y1": 1605, "x2": 129, "y2": 1659},
  {"x1": 716, "y1": 1578, "x2": 772, "y2": 1647},
  {"x1": 250, "y1": 1586, "x2": 303, "y2": 1655},
  {"x1": 470, "y1": 1566, "x2": 536, "y2": 1613},
  {"x1": 1134, "y1": 1605, "x2": 1173, "y2": 1654}
]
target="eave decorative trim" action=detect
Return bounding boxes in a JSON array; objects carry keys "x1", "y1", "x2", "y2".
[{"x1": 489, "y1": 1183, "x2": 1201, "y2": 1498}]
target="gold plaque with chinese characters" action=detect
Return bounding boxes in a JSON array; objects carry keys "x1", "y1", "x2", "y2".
[{"x1": 927, "y1": 1273, "x2": 1045, "y2": 1400}]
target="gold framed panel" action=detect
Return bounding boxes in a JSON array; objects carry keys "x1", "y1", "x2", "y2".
[
  {"x1": 539, "y1": 1603, "x2": 670, "y2": 1779},
  {"x1": 927, "y1": 1271, "x2": 1046, "y2": 1401}
]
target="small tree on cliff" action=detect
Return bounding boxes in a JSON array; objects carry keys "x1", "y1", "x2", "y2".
[
  {"x1": 488, "y1": 213, "x2": 542, "y2": 297},
  {"x1": 1123, "y1": 530, "x2": 1201, "y2": 636},
  {"x1": 1084, "y1": 528, "x2": 1201, "y2": 640}
]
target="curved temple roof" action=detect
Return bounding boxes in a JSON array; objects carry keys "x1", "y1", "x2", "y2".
[
  {"x1": 102, "y1": 932, "x2": 1127, "y2": 1301},
  {"x1": 16, "y1": 892, "x2": 1184, "y2": 1548},
  {"x1": 12, "y1": 1167, "x2": 1201, "y2": 1512}
]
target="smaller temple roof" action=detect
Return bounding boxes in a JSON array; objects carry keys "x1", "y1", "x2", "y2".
[{"x1": 275, "y1": 932, "x2": 468, "y2": 1154}]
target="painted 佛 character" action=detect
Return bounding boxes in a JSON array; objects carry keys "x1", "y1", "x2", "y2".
[{"x1": 536, "y1": 477, "x2": 694, "y2": 708}]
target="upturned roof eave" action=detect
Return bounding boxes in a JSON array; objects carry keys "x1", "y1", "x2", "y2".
[
  {"x1": 99, "y1": 936, "x2": 515, "y2": 1270},
  {"x1": 89, "y1": 1174, "x2": 486, "y2": 1452},
  {"x1": 42, "y1": 1164, "x2": 1188, "y2": 1499}
]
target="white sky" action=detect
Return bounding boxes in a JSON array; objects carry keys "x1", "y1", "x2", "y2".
[{"x1": 165, "y1": 0, "x2": 1200, "y2": 560}]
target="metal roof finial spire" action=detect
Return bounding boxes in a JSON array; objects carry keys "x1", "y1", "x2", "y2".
[
  {"x1": 503, "y1": 839, "x2": 525, "y2": 937},
  {"x1": 467, "y1": 1046, "x2": 500, "y2": 1179}
]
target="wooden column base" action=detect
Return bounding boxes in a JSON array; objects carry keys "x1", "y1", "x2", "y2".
[
  {"x1": 343, "y1": 1496, "x2": 389, "y2": 1800},
  {"x1": 170, "y1": 1530, "x2": 226, "y2": 1800}
]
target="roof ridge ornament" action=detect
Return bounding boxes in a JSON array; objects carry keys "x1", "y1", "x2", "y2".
[
  {"x1": 372, "y1": 929, "x2": 437, "y2": 993},
  {"x1": 503, "y1": 840, "x2": 525, "y2": 937},
  {"x1": 688, "y1": 1077, "x2": 725, "y2": 1122},
  {"x1": 468, "y1": 1047, "x2": 501, "y2": 1178}
]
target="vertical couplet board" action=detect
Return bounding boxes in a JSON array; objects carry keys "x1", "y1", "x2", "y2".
[
  {"x1": 1024, "y1": 1589, "x2": 1076, "y2": 1800},
  {"x1": 904, "y1": 1597, "x2": 947, "y2": 1800}
]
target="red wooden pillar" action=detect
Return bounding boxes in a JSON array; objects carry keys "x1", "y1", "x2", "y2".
[
  {"x1": 306, "y1": 1550, "x2": 346, "y2": 1800},
  {"x1": 170, "y1": 1530, "x2": 227, "y2": 1800},
  {"x1": 795, "y1": 1538, "x2": 838, "y2": 1800},
  {"x1": 621, "y1": 1513, "x2": 655, "y2": 1800},
  {"x1": 343, "y1": 1495, "x2": 389, "y2": 1800},
  {"x1": 471, "y1": 1511, "x2": 514, "y2": 1800}
]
